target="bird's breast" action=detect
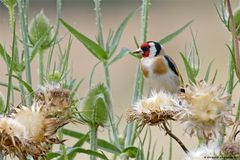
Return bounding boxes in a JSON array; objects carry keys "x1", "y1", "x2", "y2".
[{"x1": 141, "y1": 56, "x2": 168, "y2": 78}]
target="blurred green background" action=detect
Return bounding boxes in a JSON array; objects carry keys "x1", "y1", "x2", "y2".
[{"x1": 0, "y1": 0, "x2": 239, "y2": 159}]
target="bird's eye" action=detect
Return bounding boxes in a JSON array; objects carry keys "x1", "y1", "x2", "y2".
[{"x1": 142, "y1": 46, "x2": 149, "y2": 52}]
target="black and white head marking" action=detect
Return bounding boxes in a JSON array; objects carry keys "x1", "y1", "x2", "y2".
[{"x1": 147, "y1": 41, "x2": 162, "y2": 57}]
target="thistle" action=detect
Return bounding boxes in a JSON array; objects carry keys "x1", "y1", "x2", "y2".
[
  {"x1": 127, "y1": 90, "x2": 190, "y2": 153},
  {"x1": 127, "y1": 90, "x2": 182, "y2": 130},
  {"x1": 179, "y1": 81, "x2": 233, "y2": 143},
  {"x1": 0, "y1": 84, "x2": 73, "y2": 159},
  {"x1": 80, "y1": 83, "x2": 110, "y2": 126},
  {"x1": 29, "y1": 9, "x2": 53, "y2": 49},
  {"x1": 34, "y1": 83, "x2": 73, "y2": 118}
]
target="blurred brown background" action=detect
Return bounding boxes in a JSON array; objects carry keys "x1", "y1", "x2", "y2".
[{"x1": 0, "y1": 0, "x2": 240, "y2": 159}]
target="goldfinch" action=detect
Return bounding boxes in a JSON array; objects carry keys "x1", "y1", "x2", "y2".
[{"x1": 133, "y1": 41, "x2": 183, "y2": 93}]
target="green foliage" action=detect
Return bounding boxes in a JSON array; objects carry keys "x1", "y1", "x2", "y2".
[
  {"x1": 0, "y1": 44, "x2": 24, "y2": 73},
  {"x1": 89, "y1": 62, "x2": 100, "y2": 88},
  {"x1": 47, "y1": 71, "x2": 62, "y2": 82},
  {"x1": 109, "y1": 48, "x2": 130, "y2": 65},
  {"x1": 204, "y1": 60, "x2": 215, "y2": 82},
  {"x1": 17, "y1": 0, "x2": 33, "y2": 105},
  {"x1": 0, "y1": 93, "x2": 5, "y2": 113},
  {"x1": 48, "y1": 148, "x2": 109, "y2": 160},
  {"x1": 61, "y1": 129, "x2": 122, "y2": 155},
  {"x1": 108, "y1": 8, "x2": 138, "y2": 57},
  {"x1": 80, "y1": 83, "x2": 110, "y2": 126},
  {"x1": 233, "y1": 8, "x2": 240, "y2": 39},
  {"x1": 159, "y1": 20, "x2": 193, "y2": 44},
  {"x1": 123, "y1": 146, "x2": 139, "y2": 158},
  {"x1": 2, "y1": 0, "x2": 16, "y2": 8},
  {"x1": 180, "y1": 30, "x2": 201, "y2": 84},
  {"x1": 60, "y1": 19, "x2": 108, "y2": 61},
  {"x1": 180, "y1": 52, "x2": 197, "y2": 84}
]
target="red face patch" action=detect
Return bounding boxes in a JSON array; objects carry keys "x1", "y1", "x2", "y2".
[{"x1": 140, "y1": 43, "x2": 150, "y2": 57}]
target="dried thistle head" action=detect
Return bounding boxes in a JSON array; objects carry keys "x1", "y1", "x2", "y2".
[
  {"x1": 34, "y1": 84, "x2": 72, "y2": 117},
  {"x1": 0, "y1": 106, "x2": 66, "y2": 159},
  {"x1": 127, "y1": 90, "x2": 182, "y2": 130},
  {"x1": 179, "y1": 81, "x2": 233, "y2": 143},
  {"x1": 0, "y1": 84, "x2": 74, "y2": 159}
]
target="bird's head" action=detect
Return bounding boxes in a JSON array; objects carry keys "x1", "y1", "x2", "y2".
[{"x1": 133, "y1": 41, "x2": 164, "y2": 58}]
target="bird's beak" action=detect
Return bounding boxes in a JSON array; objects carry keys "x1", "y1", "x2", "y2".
[{"x1": 133, "y1": 48, "x2": 143, "y2": 54}]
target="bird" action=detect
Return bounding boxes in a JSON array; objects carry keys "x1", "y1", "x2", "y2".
[{"x1": 133, "y1": 41, "x2": 183, "y2": 93}]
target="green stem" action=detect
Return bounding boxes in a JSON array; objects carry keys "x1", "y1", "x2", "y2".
[
  {"x1": 124, "y1": 64, "x2": 144, "y2": 147},
  {"x1": 14, "y1": 42, "x2": 25, "y2": 104},
  {"x1": 103, "y1": 63, "x2": 121, "y2": 149},
  {"x1": 7, "y1": 4, "x2": 26, "y2": 105},
  {"x1": 103, "y1": 63, "x2": 111, "y2": 91},
  {"x1": 5, "y1": 21, "x2": 16, "y2": 114},
  {"x1": 123, "y1": 1, "x2": 150, "y2": 159},
  {"x1": 219, "y1": 42, "x2": 235, "y2": 145},
  {"x1": 90, "y1": 124, "x2": 98, "y2": 160},
  {"x1": 140, "y1": 0, "x2": 151, "y2": 43},
  {"x1": 235, "y1": 99, "x2": 240, "y2": 121},
  {"x1": 8, "y1": 7, "x2": 15, "y2": 30},
  {"x1": 17, "y1": 0, "x2": 32, "y2": 105},
  {"x1": 94, "y1": 0, "x2": 104, "y2": 48},
  {"x1": 227, "y1": 42, "x2": 235, "y2": 100},
  {"x1": 58, "y1": 129, "x2": 68, "y2": 160},
  {"x1": 39, "y1": 49, "x2": 45, "y2": 85}
]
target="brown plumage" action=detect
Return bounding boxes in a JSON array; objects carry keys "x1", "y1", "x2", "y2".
[{"x1": 153, "y1": 56, "x2": 168, "y2": 75}]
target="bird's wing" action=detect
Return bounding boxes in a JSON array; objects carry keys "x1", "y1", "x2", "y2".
[{"x1": 164, "y1": 55, "x2": 184, "y2": 86}]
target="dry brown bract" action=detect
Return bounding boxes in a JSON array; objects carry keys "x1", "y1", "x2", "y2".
[
  {"x1": 0, "y1": 84, "x2": 72, "y2": 160},
  {"x1": 221, "y1": 122, "x2": 240, "y2": 157},
  {"x1": 178, "y1": 81, "x2": 233, "y2": 143},
  {"x1": 34, "y1": 84, "x2": 71, "y2": 117}
]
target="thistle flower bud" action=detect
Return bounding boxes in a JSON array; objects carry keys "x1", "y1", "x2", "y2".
[
  {"x1": 29, "y1": 10, "x2": 53, "y2": 49},
  {"x1": 80, "y1": 84, "x2": 110, "y2": 126},
  {"x1": 47, "y1": 71, "x2": 62, "y2": 82},
  {"x1": 2, "y1": 0, "x2": 16, "y2": 9}
]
